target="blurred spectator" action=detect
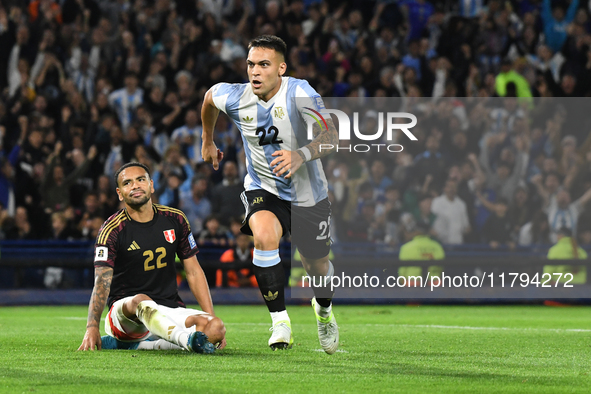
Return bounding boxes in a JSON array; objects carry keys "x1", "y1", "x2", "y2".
[
  {"x1": 411, "y1": 134, "x2": 446, "y2": 187},
  {"x1": 519, "y1": 209, "x2": 551, "y2": 246},
  {"x1": 507, "y1": 186, "x2": 533, "y2": 235},
  {"x1": 477, "y1": 194, "x2": 515, "y2": 249},
  {"x1": 398, "y1": 221, "x2": 444, "y2": 282},
  {"x1": 44, "y1": 211, "x2": 81, "y2": 289},
  {"x1": 170, "y1": 109, "x2": 203, "y2": 165},
  {"x1": 157, "y1": 157, "x2": 194, "y2": 208},
  {"x1": 216, "y1": 233, "x2": 257, "y2": 288},
  {"x1": 96, "y1": 174, "x2": 119, "y2": 215},
  {"x1": 399, "y1": 193, "x2": 435, "y2": 244},
  {"x1": 180, "y1": 174, "x2": 212, "y2": 234},
  {"x1": 431, "y1": 179, "x2": 470, "y2": 244},
  {"x1": 0, "y1": 156, "x2": 16, "y2": 216},
  {"x1": 227, "y1": 216, "x2": 244, "y2": 244},
  {"x1": 40, "y1": 143, "x2": 96, "y2": 213},
  {"x1": 495, "y1": 61, "x2": 533, "y2": 98},
  {"x1": 531, "y1": 171, "x2": 561, "y2": 211},
  {"x1": 108, "y1": 72, "x2": 143, "y2": 133},
  {"x1": 75, "y1": 191, "x2": 104, "y2": 233},
  {"x1": 547, "y1": 187, "x2": 591, "y2": 242},
  {"x1": 49, "y1": 211, "x2": 80, "y2": 241},
  {"x1": 3, "y1": 206, "x2": 35, "y2": 239},
  {"x1": 369, "y1": 158, "x2": 393, "y2": 201},
  {"x1": 197, "y1": 215, "x2": 229, "y2": 246},
  {"x1": 541, "y1": 0, "x2": 579, "y2": 54},
  {"x1": 153, "y1": 144, "x2": 188, "y2": 191},
  {"x1": 210, "y1": 161, "x2": 245, "y2": 226},
  {"x1": 346, "y1": 201, "x2": 378, "y2": 242},
  {"x1": 479, "y1": 133, "x2": 529, "y2": 202},
  {"x1": 546, "y1": 226, "x2": 587, "y2": 284}
]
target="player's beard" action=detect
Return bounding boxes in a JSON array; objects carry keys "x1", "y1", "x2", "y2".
[{"x1": 125, "y1": 190, "x2": 151, "y2": 209}]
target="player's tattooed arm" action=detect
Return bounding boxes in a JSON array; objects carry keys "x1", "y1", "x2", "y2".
[
  {"x1": 79, "y1": 266, "x2": 113, "y2": 350},
  {"x1": 86, "y1": 266, "x2": 113, "y2": 329},
  {"x1": 297, "y1": 117, "x2": 338, "y2": 162}
]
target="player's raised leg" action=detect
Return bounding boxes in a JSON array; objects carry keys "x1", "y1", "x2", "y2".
[
  {"x1": 249, "y1": 210, "x2": 293, "y2": 350},
  {"x1": 301, "y1": 255, "x2": 339, "y2": 354}
]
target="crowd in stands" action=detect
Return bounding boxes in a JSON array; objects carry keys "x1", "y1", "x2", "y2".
[{"x1": 2, "y1": 0, "x2": 591, "y2": 271}]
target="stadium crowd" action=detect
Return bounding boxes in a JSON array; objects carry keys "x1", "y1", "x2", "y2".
[{"x1": 2, "y1": 0, "x2": 591, "y2": 278}]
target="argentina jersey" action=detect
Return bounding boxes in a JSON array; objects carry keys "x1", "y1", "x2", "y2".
[
  {"x1": 108, "y1": 87, "x2": 144, "y2": 132},
  {"x1": 211, "y1": 77, "x2": 329, "y2": 207}
]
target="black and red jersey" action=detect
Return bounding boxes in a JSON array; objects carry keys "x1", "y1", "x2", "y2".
[{"x1": 93, "y1": 204, "x2": 199, "y2": 309}]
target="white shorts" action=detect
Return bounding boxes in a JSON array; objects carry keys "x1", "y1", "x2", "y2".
[{"x1": 105, "y1": 296, "x2": 210, "y2": 342}]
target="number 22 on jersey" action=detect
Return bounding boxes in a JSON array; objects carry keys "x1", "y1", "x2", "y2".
[{"x1": 143, "y1": 247, "x2": 167, "y2": 271}]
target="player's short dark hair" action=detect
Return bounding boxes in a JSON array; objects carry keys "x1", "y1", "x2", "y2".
[
  {"x1": 248, "y1": 35, "x2": 287, "y2": 59},
  {"x1": 114, "y1": 162, "x2": 151, "y2": 187}
]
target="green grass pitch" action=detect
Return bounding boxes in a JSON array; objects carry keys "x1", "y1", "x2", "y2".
[{"x1": 1, "y1": 304, "x2": 590, "y2": 393}]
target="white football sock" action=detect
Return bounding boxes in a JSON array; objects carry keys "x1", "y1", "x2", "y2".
[
  {"x1": 137, "y1": 339, "x2": 183, "y2": 350},
  {"x1": 315, "y1": 301, "x2": 332, "y2": 319},
  {"x1": 270, "y1": 310, "x2": 290, "y2": 325}
]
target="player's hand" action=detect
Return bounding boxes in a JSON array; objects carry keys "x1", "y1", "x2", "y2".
[
  {"x1": 216, "y1": 337, "x2": 227, "y2": 350},
  {"x1": 202, "y1": 141, "x2": 223, "y2": 170},
  {"x1": 270, "y1": 150, "x2": 303, "y2": 179},
  {"x1": 78, "y1": 327, "x2": 102, "y2": 351}
]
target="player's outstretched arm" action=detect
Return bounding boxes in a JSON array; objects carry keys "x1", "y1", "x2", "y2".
[
  {"x1": 201, "y1": 88, "x2": 224, "y2": 170},
  {"x1": 270, "y1": 117, "x2": 338, "y2": 179},
  {"x1": 78, "y1": 266, "x2": 113, "y2": 351},
  {"x1": 183, "y1": 255, "x2": 215, "y2": 316}
]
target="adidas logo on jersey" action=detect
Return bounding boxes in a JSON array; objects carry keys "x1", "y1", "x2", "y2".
[
  {"x1": 263, "y1": 291, "x2": 278, "y2": 301},
  {"x1": 242, "y1": 116, "x2": 253, "y2": 122},
  {"x1": 127, "y1": 241, "x2": 140, "y2": 251}
]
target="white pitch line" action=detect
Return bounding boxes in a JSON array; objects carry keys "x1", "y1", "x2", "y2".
[
  {"x1": 359, "y1": 323, "x2": 591, "y2": 333},
  {"x1": 58, "y1": 318, "x2": 591, "y2": 333}
]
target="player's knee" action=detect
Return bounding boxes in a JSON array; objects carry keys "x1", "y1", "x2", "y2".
[
  {"x1": 253, "y1": 229, "x2": 280, "y2": 250},
  {"x1": 129, "y1": 294, "x2": 152, "y2": 312},
  {"x1": 301, "y1": 255, "x2": 329, "y2": 274},
  {"x1": 185, "y1": 315, "x2": 207, "y2": 330}
]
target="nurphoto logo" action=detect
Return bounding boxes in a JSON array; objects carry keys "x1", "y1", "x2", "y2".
[{"x1": 304, "y1": 108, "x2": 418, "y2": 153}]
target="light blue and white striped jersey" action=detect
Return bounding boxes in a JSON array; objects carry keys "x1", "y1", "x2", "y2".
[
  {"x1": 211, "y1": 76, "x2": 329, "y2": 207},
  {"x1": 459, "y1": 0, "x2": 484, "y2": 18},
  {"x1": 171, "y1": 125, "x2": 203, "y2": 164},
  {"x1": 108, "y1": 87, "x2": 144, "y2": 132}
]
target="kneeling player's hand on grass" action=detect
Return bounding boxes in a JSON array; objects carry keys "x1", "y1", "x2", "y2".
[
  {"x1": 270, "y1": 150, "x2": 302, "y2": 179},
  {"x1": 216, "y1": 337, "x2": 227, "y2": 350},
  {"x1": 78, "y1": 327, "x2": 102, "y2": 351}
]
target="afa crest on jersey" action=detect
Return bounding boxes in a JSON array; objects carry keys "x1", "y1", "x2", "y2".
[
  {"x1": 273, "y1": 106, "x2": 285, "y2": 120},
  {"x1": 163, "y1": 229, "x2": 176, "y2": 243}
]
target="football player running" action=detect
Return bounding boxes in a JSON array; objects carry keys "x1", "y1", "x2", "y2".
[{"x1": 201, "y1": 35, "x2": 339, "y2": 354}]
